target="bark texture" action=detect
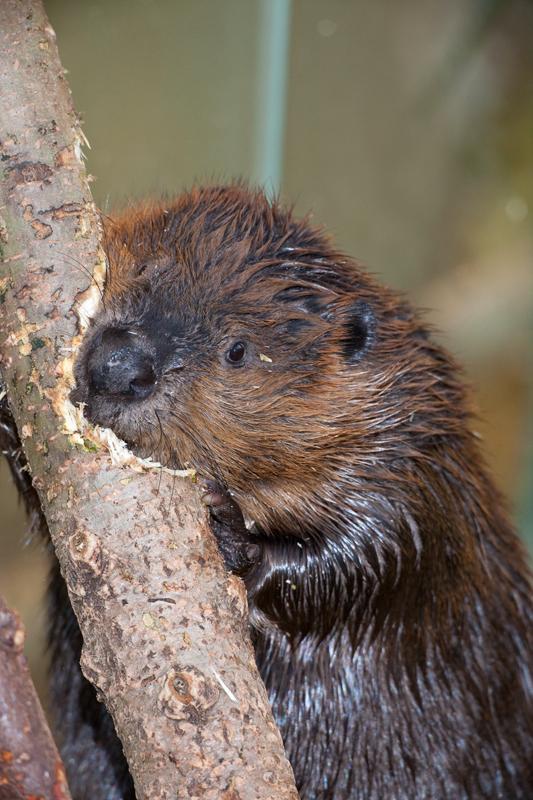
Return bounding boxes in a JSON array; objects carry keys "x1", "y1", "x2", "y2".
[
  {"x1": 0, "y1": 2, "x2": 298, "y2": 798},
  {"x1": 0, "y1": 594, "x2": 72, "y2": 800}
]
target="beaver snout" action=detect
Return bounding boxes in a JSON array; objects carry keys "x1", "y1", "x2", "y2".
[{"x1": 87, "y1": 328, "x2": 158, "y2": 400}]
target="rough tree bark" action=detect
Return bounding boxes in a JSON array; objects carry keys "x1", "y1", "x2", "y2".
[
  {"x1": 0, "y1": 594, "x2": 72, "y2": 800},
  {"x1": 0, "y1": 2, "x2": 299, "y2": 798}
]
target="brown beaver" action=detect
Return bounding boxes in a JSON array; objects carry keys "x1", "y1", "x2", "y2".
[{"x1": 2, "y1": 184, "x2": 532, "y2": 799}]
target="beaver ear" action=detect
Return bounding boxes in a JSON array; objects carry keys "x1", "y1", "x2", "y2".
[{"x1": 340, "y1": 300, "x2": 375, "y2": 362}]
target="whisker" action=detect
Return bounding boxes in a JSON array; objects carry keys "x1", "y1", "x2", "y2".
[
  {"x1": 55, "y1": 250, "x2": 106, "y2": 307},
  {"x1": 168, "y1": 472, "x2": 177, "y2": 514},
  {"x1": 154, "y1": 409, "x2": 165, "y2": 455}
]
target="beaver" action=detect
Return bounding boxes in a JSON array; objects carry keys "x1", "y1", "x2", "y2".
[{"x1": 2, "y1": 183, "x2": 532, "y2": 799}]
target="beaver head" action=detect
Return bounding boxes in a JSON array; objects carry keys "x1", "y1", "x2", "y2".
[{"x1": 73, "y1": 185, "x2": 467, "y2": 537}]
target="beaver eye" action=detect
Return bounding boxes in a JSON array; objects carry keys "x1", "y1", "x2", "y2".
[{"x1": 225, "y1": 341, "x2": 247, "y2": 365}]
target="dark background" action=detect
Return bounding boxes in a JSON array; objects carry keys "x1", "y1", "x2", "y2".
[{"x1": 1, "y1": 0, "x2": 532, "y2": 702}]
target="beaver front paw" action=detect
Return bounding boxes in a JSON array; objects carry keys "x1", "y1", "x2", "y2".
[{"x1": 200, "y1": 480, "x2": 262, "y2": 574}]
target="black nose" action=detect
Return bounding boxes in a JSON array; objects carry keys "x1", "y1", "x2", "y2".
[{"x1": 87, "y1": 329, "x2": 157, "y2": 400}]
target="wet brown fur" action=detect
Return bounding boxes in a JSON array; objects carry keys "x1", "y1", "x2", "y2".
[{"x1": 3, "y1": 184, "x2": 532, "y2": 799}]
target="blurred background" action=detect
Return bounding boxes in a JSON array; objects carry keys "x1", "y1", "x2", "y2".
[{"x1": 1, "y1": 0, "x2": 532, "y2": 704}]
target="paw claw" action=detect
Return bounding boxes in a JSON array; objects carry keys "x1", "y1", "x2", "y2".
[
  {"x1": 200, "y1": 490, "x2": 220, "y2": 506},
  {"x1": 199, "y1": 479, "x2": 226, "y2": 507}
]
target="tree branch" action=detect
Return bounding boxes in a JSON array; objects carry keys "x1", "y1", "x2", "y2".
[
  {"x1": 0, "y1": 594, "x2": 72, "y2": 800},
  {"x1": 0, "y1": 1, "x2": 298, "y2": 797}
]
